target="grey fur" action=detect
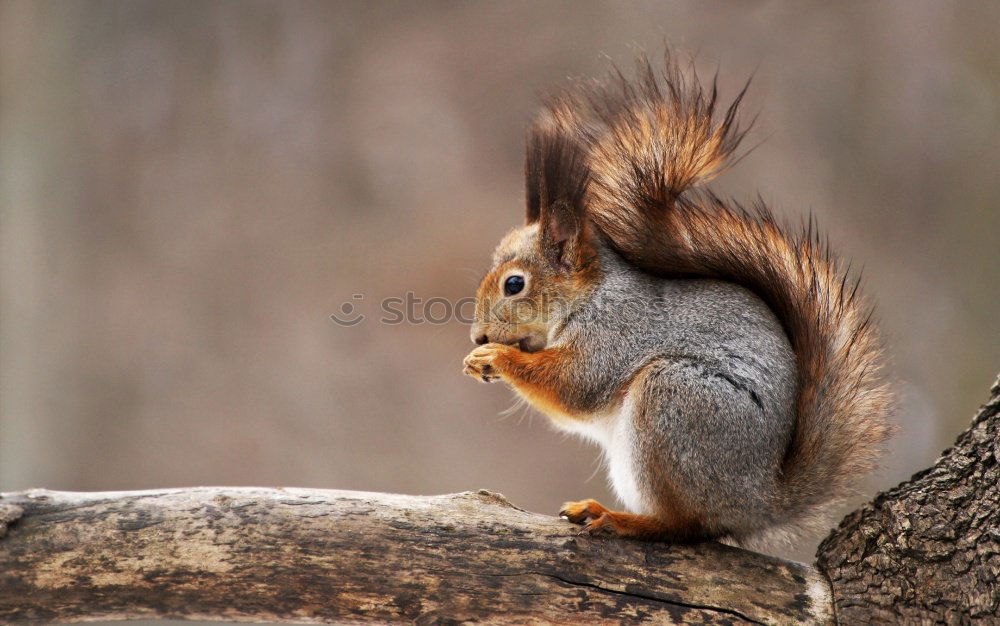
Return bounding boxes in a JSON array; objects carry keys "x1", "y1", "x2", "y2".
[{"x1": 552, "y1": 242, "x2": 798, "y2": 540}]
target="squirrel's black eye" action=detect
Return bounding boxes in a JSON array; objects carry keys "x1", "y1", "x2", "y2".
[{"x1": 503, "y1": 275, "x2": 525, "y2": 296}]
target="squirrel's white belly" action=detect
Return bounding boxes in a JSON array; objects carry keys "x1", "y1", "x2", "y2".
[{"x1": 551, "y1": 394, "x2": 651, "y2": 515}]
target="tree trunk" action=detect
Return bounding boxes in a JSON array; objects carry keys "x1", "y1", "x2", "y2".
[
  {"x1": 0, "y1": 488, "x2": 830, "y2": 624},
  {"x1": 816, "y1": 375, "x2": 1000, "y2": 624}
]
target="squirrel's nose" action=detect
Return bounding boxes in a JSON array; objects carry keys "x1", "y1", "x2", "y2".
[{"x1": 474, "y1": 334, "x2": 489, "y2": 345}]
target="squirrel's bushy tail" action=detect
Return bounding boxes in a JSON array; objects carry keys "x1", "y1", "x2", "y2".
[{"x1": 549, "y1": 52, "x2": 894, "y2": 537}]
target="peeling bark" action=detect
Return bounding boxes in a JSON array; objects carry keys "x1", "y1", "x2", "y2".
[
  {"x1": 0, "y1": 487, "x2": 831, "y2": 624},
  {"x1": 816, "y1": 375, "x2": 1000, "y2": 624}
]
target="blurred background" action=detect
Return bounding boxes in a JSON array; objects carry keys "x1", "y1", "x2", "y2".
[{"x1": 2, "y1": 0, "x2": 998, "y2": 569}]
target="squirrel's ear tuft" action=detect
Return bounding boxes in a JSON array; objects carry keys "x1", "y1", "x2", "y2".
[{"x1": 524, "y1": 119, "x2": 591, "y2": 267}]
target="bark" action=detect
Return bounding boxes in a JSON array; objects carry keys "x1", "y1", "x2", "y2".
[
  {"x1": 0, "y1": 488, "x2": 831, "y2": 624},
  {"x1": 816, "y1": 375, "x2": 1000, "y2": 624}
]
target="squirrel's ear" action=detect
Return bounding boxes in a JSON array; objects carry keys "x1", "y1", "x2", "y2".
[
  {"x1": 540, "y1": 200, "x2": 588, "y2": 270},
  {"x1": 524, "y1": 120, "x2": 591, "y2": 269}
]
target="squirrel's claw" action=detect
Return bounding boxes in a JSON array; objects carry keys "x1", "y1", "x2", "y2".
[
  {"x1": 562, "y1": 499, "x2": 623, "y2": 536},
  {"x1": 462, "y1": 344, "x2": 506, "y2": 383},
  {"x1": 462, "y1": 361, "x2": 496, "y2": 383},
  {"x1": 579, "y1": 513, "x2": 617, "y2": 537}
]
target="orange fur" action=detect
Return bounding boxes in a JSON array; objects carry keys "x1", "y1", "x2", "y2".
[{"x1": 496, "y1": 345, "x2": 584, "y2": 418}]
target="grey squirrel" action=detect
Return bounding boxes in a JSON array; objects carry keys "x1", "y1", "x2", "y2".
[{"x1": 462, "y1": 53, "x2": 894, "y2": 547}]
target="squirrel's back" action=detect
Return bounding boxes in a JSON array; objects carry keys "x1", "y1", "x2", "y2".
[{"x1": 546, "y1": 52, "x2": 895, "y2": 540}]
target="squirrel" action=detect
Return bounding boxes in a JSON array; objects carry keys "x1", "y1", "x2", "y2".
[{"x1": 462, "y1": 52, "x2": 894, "y2": 547}]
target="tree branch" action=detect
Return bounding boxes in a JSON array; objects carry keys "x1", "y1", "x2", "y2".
[{"x1": 0, "y1": 487, "x2": 832, "y2": 624}]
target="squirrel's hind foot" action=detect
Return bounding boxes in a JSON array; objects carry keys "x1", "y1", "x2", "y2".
[
  {"x1": 561, "y1": 499, "x2": 703, "y2": 542},
  {"x1": 559, "y1": 498, "x2": 609, "y2": 524}
]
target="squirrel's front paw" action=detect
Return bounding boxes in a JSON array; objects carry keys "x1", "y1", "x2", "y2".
[{"x1": 462, "y1": 343, "x2": 511, "y2": 383}]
